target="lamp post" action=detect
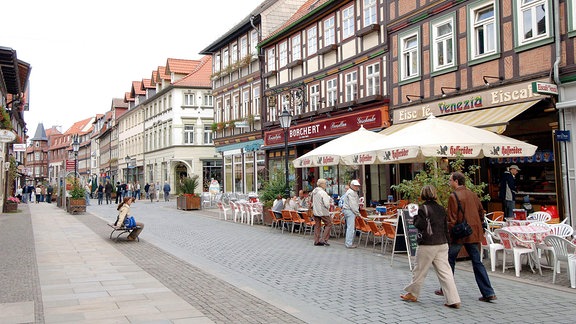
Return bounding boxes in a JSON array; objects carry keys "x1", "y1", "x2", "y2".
[
  {"x1": 72, "y1": 135, "x2": 80, "y2": 181},
  {"x1": 278, "y1": 108, "x2": 292, "y2": 198},
  {"x1": 125, "y1": 155, "x2": 131, "y2": 184}
]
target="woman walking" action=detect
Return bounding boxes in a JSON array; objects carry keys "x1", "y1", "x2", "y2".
[{"x1": 400, "y1": 185, "x2": 461, "y2": 309}]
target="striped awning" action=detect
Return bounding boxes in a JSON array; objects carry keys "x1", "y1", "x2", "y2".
[{"x1": 381, "y1": 99, "x2": 540, "y2": 135}]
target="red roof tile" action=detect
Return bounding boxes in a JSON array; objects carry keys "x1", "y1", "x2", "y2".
[
  {"x1": 173, "y1": 56, "x2": 213, "y2": 88},
  {"x1": 166, "y1": 58, "x2": 200, "y2": 75},
  {"x1": 141, "y1": 78, "x2": 153, "y2": 89},
  {"x1": 131, "y1": 81, "x2": 145, "y2": 96}
]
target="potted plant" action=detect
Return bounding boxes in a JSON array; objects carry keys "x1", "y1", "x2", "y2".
[
  {"x1": 177, "y1": 175, "x2": 201, "y2": 210},
  {"x1": 67, "y1": 178, "x2": 86, "y2": 214},
  {"x1": 4, "y1": 196, "x2": 19, "y2": 213},
  {"x1": 258, "y1": 169, "x2": 294, "y2": 225}
]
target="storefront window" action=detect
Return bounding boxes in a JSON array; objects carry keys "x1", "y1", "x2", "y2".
[
  {"x1": 256, "y1": 151, "x2": 266, "y2": 191},
  {"x1": 234, "y1": 155, "x2": 243, "y2": 192},
  {"x1": 224, "y1": 155, "x2": 232, "y2": 192},
  {"x1": 245, "y1": 152, "x2": 254, "y2": 192}
]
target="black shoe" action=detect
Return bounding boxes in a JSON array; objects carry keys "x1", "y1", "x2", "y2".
[
  {"x1": 323, "y1": 242, "x2": 330, "y2": 246},
  {"x1": 479, "y1": 295, "x2": 497, "y2": 302},
  {"x1": 314, "y1": 242, "x2": 325, "y2": 246}
]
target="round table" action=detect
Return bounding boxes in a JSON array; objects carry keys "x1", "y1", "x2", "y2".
[
  {"x1": 502, "y1": 225, "x2": 551, "y2": 244},
  {"x1": 505, "y1": 219, "x2": 540, "y2": 226}
]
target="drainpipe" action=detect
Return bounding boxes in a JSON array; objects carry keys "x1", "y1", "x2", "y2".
[{"x1": 552, "y1": 0, "x2": 570, "y2": 224}]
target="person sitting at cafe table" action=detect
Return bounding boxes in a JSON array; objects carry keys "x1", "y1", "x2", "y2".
[
  {"x1": 271, "y1": 194, "x2": 285, "y2": 219},
  {"x1": 286, "y1": 195, "x2": 299, "y2": 211},
  {"x1": 297, "y1": 190, "x2": 310, "y2": 209}
]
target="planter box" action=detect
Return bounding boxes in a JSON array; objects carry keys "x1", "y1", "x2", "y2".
[
  {"x1": 67, "y1": 198, "x2": 86, "y2": 214},
  {"x1": 4, "y1": 202, "x2": 18, "y2": 213},
  {"x1": 262, "y1": 207, "x2": 273, "y2": 226},
  {"x1": 177, "y1": 195, "x2": 201, "y2": 210}
]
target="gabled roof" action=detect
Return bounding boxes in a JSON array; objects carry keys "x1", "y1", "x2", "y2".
[
  {"x1": 64, "y1": 117, "x2": 94, "y2": 135},
  {"x1": 260, "y1": 0, "x2": 333, "y2": 48},
  {"x1": 0, "y1": 46, "x2": 31, "y2": 95},
  {"x1": 150, "y1": 70, "x2": 159, "y2": 86},
  {"x1": 165, "y1": 58, "x2": 200, "y2": 75},
  {"x1": 124, "y1": 92, "x2": 134, "y2": 102},
  {"x1": 200, "y1": 0, "x2": 277, "y2": 54},
  {"x1": 111, "y1": 98, "x2": 128, "y2": 109},
  {"x1": 156, "y1": 66, "x2": 170, "y2": 82},
  {"x1": 131, "y1": 81, "x2": 145, "y2": 96},
  {"x1": 173, "y1": 56, "x2": 213, "y2": 88},
  {"x1": 45, "y1": 126, "x2": 62, "y2": 137},
  {"x1": 141, "y1": 78, "x2": 153, "y2": 90}
]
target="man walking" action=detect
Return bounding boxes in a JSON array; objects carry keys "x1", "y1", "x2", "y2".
[
  {"x1": 311, "y1": 178, "x2": 332, "y2": 246},
  {"x1": 445, "y1": 171, "x2": 496, "y2": 302},
  {"x1": 342, "y1": 180, "x2": 361, "y2": 249},
  {"x1": 105, "y1": 181, "x2": 113, "y2": 204}
]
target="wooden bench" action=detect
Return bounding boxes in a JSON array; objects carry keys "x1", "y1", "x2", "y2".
[{"x1": 107, "y1": 224, "x2": 141, "y2": 242}]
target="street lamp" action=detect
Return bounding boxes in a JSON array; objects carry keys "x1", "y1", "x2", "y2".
[
  {"x1": 125, "y1": 155, "x2": 131, "y2": 184},
  {"x1": 278, "y1": 108, "x2": 292, "y2": 198},
  {"x1": 72, "y1": 135, "x2": 80, "y2": 181}
]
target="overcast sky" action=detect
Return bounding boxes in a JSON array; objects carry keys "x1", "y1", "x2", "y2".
[{"x1": 2, "y1": 0, "x2": 264, "y2": 135}]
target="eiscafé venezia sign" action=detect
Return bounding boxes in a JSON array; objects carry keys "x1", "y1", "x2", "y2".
[
  {"x1": 393, "y1": 79, "x2": 550, "y2": 124},
  {"x1": 264, "y1": 108, "x2": 384, "y2": 146}
]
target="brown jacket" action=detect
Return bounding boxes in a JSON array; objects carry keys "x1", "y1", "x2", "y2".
[{"x1": 447, "y1": 186, "x2": 485, "y2": 244}]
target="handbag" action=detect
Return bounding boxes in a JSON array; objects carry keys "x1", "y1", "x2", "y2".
[
  {"x1": 423, "y1": 205, "x2": 433, "y2": 236},
  {"x1": 450, "y1": 193, "x2": 473, "y2": 239}
]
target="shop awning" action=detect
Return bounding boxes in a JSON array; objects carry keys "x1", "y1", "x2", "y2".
[{"x1": 381, "y1": 99, "x2": 540, "y2": 135}]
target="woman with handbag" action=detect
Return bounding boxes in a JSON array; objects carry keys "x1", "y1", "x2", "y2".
[
  {"x1": 115, "y1": 197, "x2": 144, "y2": 241},
  {"x1": 401, "y1": 185, "x2": 461, "y2": 309},
  {"x1": 444, "y1": 171, "x2": 496, "y2": 302}
]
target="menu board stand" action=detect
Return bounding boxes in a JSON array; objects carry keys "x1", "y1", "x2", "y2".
[{"x1": 391, "y1": 208, "x2": 419, "y2": 270}]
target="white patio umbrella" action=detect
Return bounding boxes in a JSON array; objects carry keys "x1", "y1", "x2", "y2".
[
  {"x1": 341, "y1": 115, "x2": 538, "y2": 164},
  {"x1": 292, "y1": 125, "x2": 387, "y2": 168}
]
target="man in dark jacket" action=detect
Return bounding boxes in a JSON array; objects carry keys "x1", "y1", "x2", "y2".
[
  {"x1": 104, "y1": 181, "x2": 113, "y2": 204},
  {"x1": 499, "y1": 165, "x2": 520, "y2": 219},
  {"x1": 446, "y1": 171, "x2": 496, "y2": 303}
]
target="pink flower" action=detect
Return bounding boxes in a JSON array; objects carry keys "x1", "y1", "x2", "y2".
[{"x1": 7, "y1": 196, "x2": 20, "y2": 203}]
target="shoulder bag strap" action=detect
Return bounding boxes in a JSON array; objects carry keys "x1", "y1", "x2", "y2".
[{"x1": 452, "y1": 192, "x2": 465, "y2": 223}]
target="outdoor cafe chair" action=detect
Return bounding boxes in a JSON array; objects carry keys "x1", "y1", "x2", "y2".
[
  {"x1": 217, "y1": 201, "x2": 230, "y2": 221},
  {"x1": 495, "y1": 229, "x2": 542, "y2": 277},
  {"x1": 355, "y1": 216, "x2": 372, "y2": 247},
  {"x1": 367, "y1": 220, "x2": 386, "y2": 252},
  {"x1": 543, "y1": 235, "x2": 576, "y2": 286},
  {"x1": 331, "y1": 210, "x2": 344, "y2": 238},
  {"x1": 481, "y1": 228, "x2": 504, "y2": 272},
  {"x1": 301, "y1": 210, "x2": 315, "y2": 236},
  {"x1": 289, "y1": 210, "x2": 305, "y2": 234},
  {"x1": 380, "y1": 221, "x2": 397, "y2": 254},
  {"x1": 528, "y1": 211, "x2": 552, "y2": 223},
  {"x1": 549, "y1": 224, "x2": 574, "y2": 238},
  {"x1": 281, "y1": 210, "x2": 294, "y2": 234},
  {"x1": 248, "y1": 203, "x2": 263, "y2": 226},
  {"x1": 268, "y1": 210, "x2": 282, "y2": 230}
]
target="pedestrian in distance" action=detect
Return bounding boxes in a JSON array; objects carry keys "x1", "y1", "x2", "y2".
[
  {"x1": 341, "y1": 180, "x2": 361, "y2": 249},
  {"x1": 499, "y1": 165, "x2": 520, "y2": 219},
  {"x1": 97, "y1": 183, "x2": 104, "y2": 205},
  {"x1": 115, "y1": 182, "x2": 122, "y2": 204},
  {"x1": 144, "y1": 182, "x2": 150, "y2": 199},
  {"x1": 401, "y1": 185, "x2": 461, "y2": 309},
  {"x1": 163, "y1": 181, "x2": 171, "y2": 202},
  {"x1": 104, "y1": 181, "x2": 113, "y2": 205},
  {"x1": 155, "y1": 182, "x2": 160, "y2": 202},
  {"x1": 439, "y1": 171, "x2": 496, "y2": 303},
  {"x1": 311, "y1": 178, "x2": 332, "y2": 246},
  {"x1": 149, "y1": 182, "x2": 156, "y2": 203},
  {"x1": 46, "y1": 184, "x2": 53, "y2": 203}
]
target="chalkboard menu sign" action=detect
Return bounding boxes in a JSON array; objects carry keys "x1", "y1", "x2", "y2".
[
  {"x1": 390, "y1": 207, "x2": 419, "y2": 270},
  {"x1": 401, "y1": 209, "x2": 419, "y2": 257}
]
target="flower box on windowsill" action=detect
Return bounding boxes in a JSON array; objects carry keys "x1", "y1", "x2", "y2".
[
  {"x1": 356, "y1": 24, "x2": 379, "y2": 37},
  {"x1": 317, "y1": 44, "x2": 338, "y2": 56},
  {"x1": 262, "y1": 70, "x2": 277, "y2": 78},
  {"x1": 357, "y1": 94, "x2": 384, "y2": 104}
]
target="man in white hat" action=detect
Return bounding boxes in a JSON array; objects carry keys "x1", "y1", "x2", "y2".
[
  {"x1": 342, "y1": 179, "x2": 361, "y2": 248},
  {"x1": 499, "y1": 165, "x2": 520, "y2": 218}
]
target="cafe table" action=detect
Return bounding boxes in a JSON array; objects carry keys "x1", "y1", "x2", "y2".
[
  {"x1": 501, "y1": 225, "x2": 552, "y2": 244},
  {"x1": 505, "y1": 219, "x2": 540, "y2": 226}
]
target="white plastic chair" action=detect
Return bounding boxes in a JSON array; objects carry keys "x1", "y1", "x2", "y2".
[
  {"x1": 543, "y1": 235, "x2": 576, "y2": 285},
  {"x1": 549, "y1": 224, "x2": 574, "y2": 238},
  {"x1": 495, "y1": 229, "x2": 542, "y2": 277},
  {"x1": 217, "y1": 201, "x2": 230, "y2": 221},
  {"x1": 528, "y1": 211, "x2": 552, "y2": 223},
  {"x1": 481, "y1": 229, "x2": 504, "y2": 272}
]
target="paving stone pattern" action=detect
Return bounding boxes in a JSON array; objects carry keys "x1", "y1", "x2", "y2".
[
  {"x1": 85, "y1": 200, "x2": 576, "y2": 324},
  {"x1": 0, "y1": 209, "x2": 44, "y2": 324}
]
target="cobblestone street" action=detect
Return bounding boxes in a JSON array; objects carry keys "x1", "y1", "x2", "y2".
[{"x1": 1, "y1": 200, "x2": 575, "y2": 323}]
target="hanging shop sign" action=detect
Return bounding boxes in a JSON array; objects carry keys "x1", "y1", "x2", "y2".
[
  {"x1": 532, "y1": 81, "x2": 558, "y2": 96},
  {"x1": 0, "y1": 129, "x2": 16, "y2": 143}
]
